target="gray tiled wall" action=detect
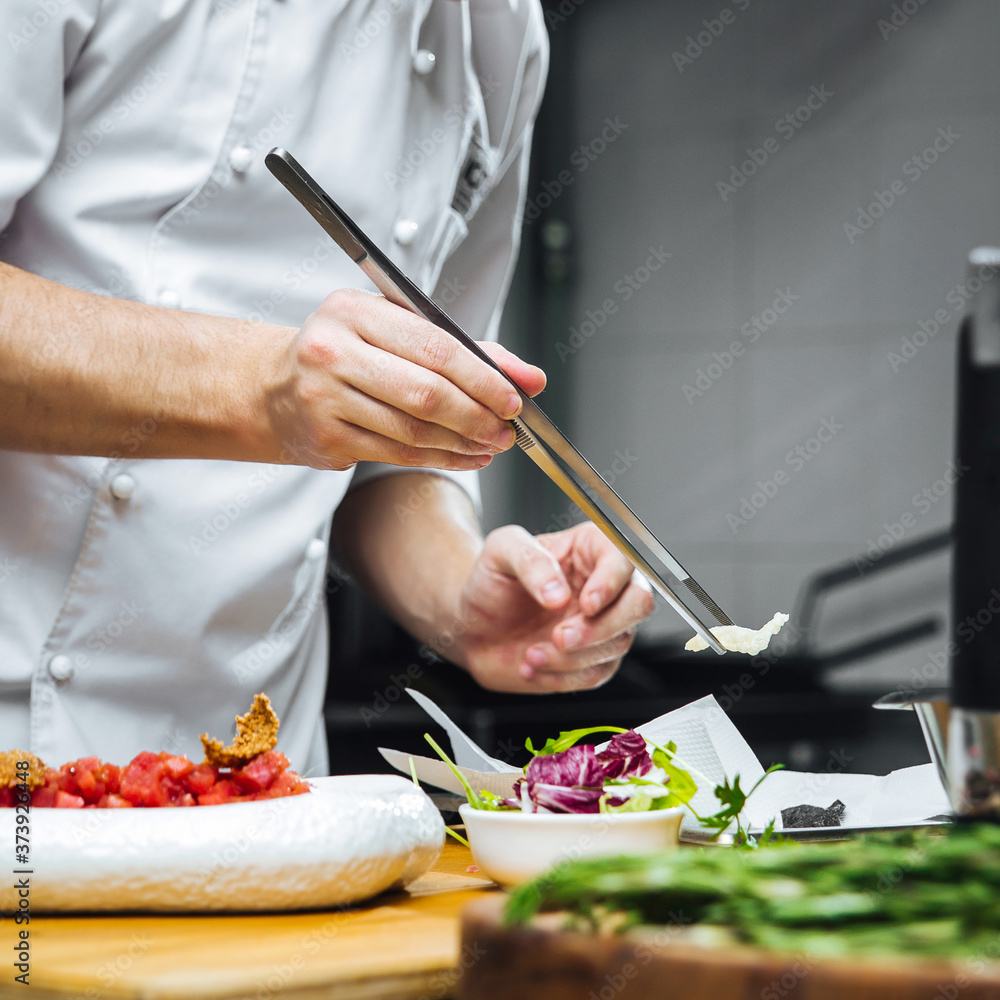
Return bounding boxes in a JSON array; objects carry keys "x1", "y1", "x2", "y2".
[{"x1": 487, "y1": 0, "x2": 1000, "y2": 691}]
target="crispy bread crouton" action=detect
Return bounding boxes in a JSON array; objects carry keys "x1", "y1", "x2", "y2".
[
  {"x1": 0, "y1": 750, "x2": 47, "y2": 790},
  {"x1": 201, "y1": 693, "x2": 279, "y2": 768}
]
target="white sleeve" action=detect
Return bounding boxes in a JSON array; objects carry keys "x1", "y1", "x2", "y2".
[{"x1": 0, "y1": 2, "x2": 101, "y2": 231}]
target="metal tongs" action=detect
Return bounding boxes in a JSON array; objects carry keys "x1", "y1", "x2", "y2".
[{"x1": 265, "y1": 148, "x2": 731, "y2": 653}]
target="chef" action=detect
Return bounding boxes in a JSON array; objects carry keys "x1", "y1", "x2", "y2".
[{"x1": 0, "y1": 0, "x2": 653, "y2": 774}]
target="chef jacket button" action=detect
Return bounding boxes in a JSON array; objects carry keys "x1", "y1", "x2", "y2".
[
  {"x1": 306, "y1": 538, "x2": 326, "y2": 561},
  {"x1": 110, "y1": 473, "x2": 136, "y2": 500},
  {"x1": 228, "y1": 145, "x2": 254, "y2": 174},
  {"x1": 393, "y1": 219, "x2": 419, "y2": 246},
  {"x1": 48, "y1": 655, "x2": 74, "y2": 683},
  {"x1": 413, "y1": 49, "x2": 436, "y2": 75},
  {"x1": 158, "y1": 288, "x2": 180, "y2": 308}
]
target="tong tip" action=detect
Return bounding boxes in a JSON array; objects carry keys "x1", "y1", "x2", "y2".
[{"x1": 683, "y1": 578, "x2": 734, "y2": 627}]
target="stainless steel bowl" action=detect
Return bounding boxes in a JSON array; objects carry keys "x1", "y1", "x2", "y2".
[{"x1": 872, "y1": 689, "x2": 950, "y2": 795}]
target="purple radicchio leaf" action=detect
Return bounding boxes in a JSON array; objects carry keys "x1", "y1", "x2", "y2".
[
  {"x1": 525, "y1": 744, "x2": 607, "y2": 814},
  {"x1": 530, "y1": 784, "x2": 604, "y2": 813},
  {"x1": 502, "y1": 778, "x2": 526, "y2": 810},
  {"x1": 596, "y1": 729, "x2": 653, "y2": 780}
]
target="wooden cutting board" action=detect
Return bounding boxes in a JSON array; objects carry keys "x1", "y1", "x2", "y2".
[
  {"x1": 0, "y1": 843, "x2": 494, "y2": 1000},
  {"x1": 458, "y1": 895, "x2": 1000, "y2": 1000}
]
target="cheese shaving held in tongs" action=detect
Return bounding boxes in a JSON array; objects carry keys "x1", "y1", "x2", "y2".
[{"x1": 684, "y1": 612, "x2": 790, "y2": 655}]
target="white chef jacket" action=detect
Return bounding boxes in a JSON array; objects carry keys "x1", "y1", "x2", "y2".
[{"x1": 0, "y1": 0, "x2": 548, "y2": 774}]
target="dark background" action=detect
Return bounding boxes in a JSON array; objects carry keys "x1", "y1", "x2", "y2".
[{"x1": 320, "y1": 0, "x2": 1000, "y2": 781}]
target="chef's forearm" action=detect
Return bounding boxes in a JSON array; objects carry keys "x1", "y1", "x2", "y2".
[
  {"x1": 0, "y1": 261, "x2": 288, "y2": 461},
  {"x1": 331, "y1": 472, "x2": 483, "y2": 663}
]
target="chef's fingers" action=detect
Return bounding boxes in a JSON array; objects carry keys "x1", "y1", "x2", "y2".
[
  {"x1": 310, "y1": 420, "x2": 494, "y2": 472},
  {"x1": 342, "y1": 339, "x2": 517, "y2": 452},
  {"x1": 539, "y1": 522, "x2": 645, "y2": 618},
  {"x1": 520, "y1": 625, "x2": 637, "y2": 681},
  {"x1": 482, "y1": 525, "x2": 572, "y2": 610},
  {"x1": 529, "y1": 660, "x2": 622, "y2": 694},
  {"x1": 332, "y1": 289, "x2": 546, "y2": 421},
  {"x1": 477, "y1": 340, "x2": 546, "y2": 398},
  {"x1": 318, "y1": 379, "x2": 512, "y2": 459},
  {"x1": 548, "y1": 570, "x2": 653, "y2": 657}
]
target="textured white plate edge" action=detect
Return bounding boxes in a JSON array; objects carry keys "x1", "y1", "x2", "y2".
[{"x1": 0, "y1": 772, "x2": 444, "y2": 912}]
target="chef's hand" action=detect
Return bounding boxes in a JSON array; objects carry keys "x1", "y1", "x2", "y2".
[
  {"x1": 450, "y1": 522, "x2": 655, "y2": 693},
  {"x1": 268, "y1": 289, "x2": 545, "y2": 470}
]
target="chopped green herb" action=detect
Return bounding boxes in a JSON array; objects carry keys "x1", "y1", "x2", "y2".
[{"x1": 505, "y1": 824, "x2": 1000, "y2": 959}]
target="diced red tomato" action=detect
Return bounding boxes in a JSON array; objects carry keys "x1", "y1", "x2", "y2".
[
  {"x1": 234, "y1": 750, "x2": 289, "y2": 792},
  {"x1": 97, "y1": 793, "x2": 133, "y2": 808},
  {"x1": 59, "y1": 757, "x2": 122, "y2": 804},
  {"x1": 229, "y1": 771, "x2": 258, "y2": 793},
  {"x1": 197, "y1": 778, "x2": 243, "y2": 806},
  {"x1": 185, "y1": 764, "x2": 216, "y2": 795},
  {"x1": 54, "y1": 790, "x2": 85, "y2": 809},
  {"x1": 9, "y1": 748, "x2": 308, "y2": 807},
  {"x1": 161, "y1": 754, "x2": 195, "y2": 781},
  {"x1": 119, "y1": 751, "x2": 169, "y2": 807},
  {"x1": 31, "y1": 784, "x2": 57, "y2": 807},
  {"x1": 103, "y1": 763, "x2": 121, "y2": 795},
  {"x1": 57, "y1": 755, "x2": 98, "y2": 797},
  {"x1": 261, "y1": 770, "x2": 309, "y2": 798},
  {"x1": 77, "y1": 770, "x2": 98, "y2": 800}
]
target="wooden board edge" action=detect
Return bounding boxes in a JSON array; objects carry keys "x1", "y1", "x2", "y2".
[{"x1": 457, "y1": 895, "x2": 1000, "y2": 1000}]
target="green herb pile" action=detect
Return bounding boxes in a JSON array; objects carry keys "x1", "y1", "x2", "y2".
[{"x1": 505, "y1": 824, "x2": 1000, "y2": 959}]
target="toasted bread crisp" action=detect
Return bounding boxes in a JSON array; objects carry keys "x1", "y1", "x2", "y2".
[
  {"x1": 201, "y1": 693, "x2": 279, "y2": 768},
  {"x1": 0, "y1": 750, "x2": 47, "y2": 790}
]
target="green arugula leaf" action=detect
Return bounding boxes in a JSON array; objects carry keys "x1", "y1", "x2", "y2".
[
  {"x1": 422, "y1": 734, "x2": 520, "y2": 811},
  {"x1": 423, "y1": 733, "x2": 488, "y2": 810},
  {"x1": 602, "y1": 790, "x2": 655, "y2": 813},
  {"x1": 650, "y1": 747, "x2": 698, "y2": 808},
  {"x1": 444, "y1": 825, "x2": 471, "y2": 847},
  {"x1": 479, "y1": 790, "x2": 517, "y2": 809},
  {"x1": 524, "y1": 726, "x2": 627, "y2": 756}
]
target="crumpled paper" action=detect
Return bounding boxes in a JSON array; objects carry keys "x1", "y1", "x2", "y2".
[{"x1": 379, "y1": 690, "x2": 951, "y2": 834}]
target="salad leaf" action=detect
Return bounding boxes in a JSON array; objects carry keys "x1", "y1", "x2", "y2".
[
  {"x1": 596, "y1": 729, "x2": 653, "y2": 780},
  {"x1": 526, "y1": 744, "x2": 607, "y2": 788},
  {"x1": 479, "y1": 790, "x2": 517, "y2": 809},
  {"x1": 694, "y1": 764, "x2": 784, "y2": 845},
  {"x1": 599, "y1": 790, "x2": 681, "y2": 814},
  {"x1": 649, "y1": 747, "x2": 698, "y2": 808},
  {"x1": 525, "y1": 727, "x2": 627, "y2": 757},
  {"x1": 525, "y1": 745, "x2": 607, "y2": 813},
  {"x1": 444, "y1": 825, "x2": 471, "y2": 847},
  {"x1": 423, "y1": 733, "x2": 492, "y2": 810}
]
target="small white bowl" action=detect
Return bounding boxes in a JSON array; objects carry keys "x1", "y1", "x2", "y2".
[{"x1": 459, "y1": 803, "x2": 684, "y2": 886}]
